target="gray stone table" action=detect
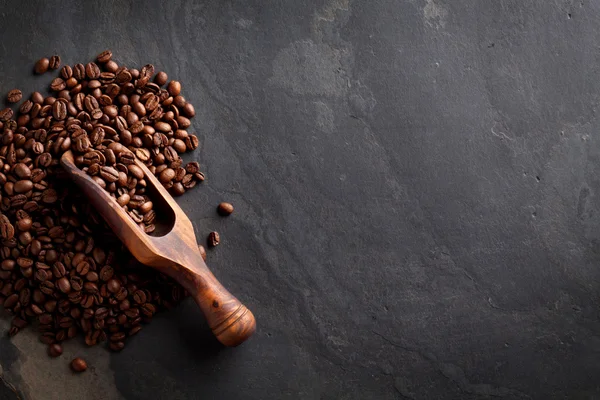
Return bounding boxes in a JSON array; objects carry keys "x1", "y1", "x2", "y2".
[{"x1": 1, "y1": 0, "x2": 600, "y2": 399}]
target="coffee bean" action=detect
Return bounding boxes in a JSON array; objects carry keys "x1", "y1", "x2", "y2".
[
  {"x1": 0, "y1": 108, "x2": 14, "y2": 122},
  {"x1": 35, "y1": 58, "x2": 50, "y2": 74},
  {"x1": 153, "y1": 71, "x2": 168, "y2": 86},
  {"x1": 14, "y1": 180, "x2": 33, "y2": 193},
  {"x1": 7, "y1": 89, "x2": 22, "y2": 103},
  {"x1": 185, "y1": 134, "x2": 199, "y2": 150},
  {"x1": 182, "y1": 103, "x2": 195, "y2": 118},
  {"x1": 207, "y1": 231, "x2": 220, "y2": 247},
  {"x1": 167, "y1": 81, "x2": 181, "y2": 96},
  {"x1": 50, "y1": 78, "x2": 66, "y2": 92},
  {"x1": 56, "y1": 277, "x2": 71, "y2": 293},
  {"x1": 158, "y1": 168, "x2": 175, "y2": 183},
  {"x1": 85, "y1": 62, "x2": 101, "y2": 79},
  {"x1": 0, "y1": 214, "x2": 15, "y2": 240},
  {"x1": 99, "y1": 166, "x2": 119, "y2": 183},
  {"x1": 48, "y1": 343, "x2": 63, "y2": 358},
  {"x1": 217, "y1": 202, "x2": 234, "y2": 216},
  {"x1": 70, "y1": 358, "x2": 87, "y2": 372},
  {"x1": 171, "y1": 182, "x2": 185, "y2": 196},
  {"x1": 61, "y1": 65, "x2": 73, "y2": 79},
  {"x1": 4, "y1": 293, "x2": 18, "y2": 309},
  {"x1": 96, "y1": 50, "x2": 113, "y2": 63},
  {"x1": 49, "y1": 55, "x2": 61, "y2": 70}
]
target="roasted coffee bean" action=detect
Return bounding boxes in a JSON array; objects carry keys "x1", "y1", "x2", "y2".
[
  {"x1": 182, "y1": 103, "x2": 195, "y2": 118},
  {"x1": 7, "y1": 89, "x2": 22, "y2": 103},
  {"x1": 4, "y1": 293, "x2": 18, "y2": 309},
  {"x1": 0, "y1": 214, "x2": 15, "y2": 240},
  {"x1": 97, "y1": 50, "x2": 113, "y2": 63},
  {"x1": 35, "y1": 57, "x2": 50, "y2": 74},
  {"x1": 49, "y1": 55, "x2": 61, "y2": 70},
  {"x1": 0, "y1": 108, "x2": 14, "y2": 122},
  {"x1": 207, "y1": 231, "x2": 220, "y2": 247},
  {"x1": 85, "y1": 62, "x2": 101, "y2": 79},
  {"x1": 99, "y1": 265, "x2": 114, "y2": 281},
  {"x1": 61, "y1": 65, "x2": 73, "y2": 79},
  {"x1": 71, "y1": 358, "x2": 87, "y2": 372},
  {"x1": 99, "y1": 166, "x2": 119, "y2": 182},
  {"x1": 56, "y1": 277, "x2": 71, "y2": 293},
  {"x1": 48, "y1": 343, "x2": 63, "y2": 358},
  {"x1": 171, "y1": 182, "x2": 185, "y2": 196},
  {"x1": 185, "y1": 134, "x2": 199, "y2": 150},
  {"x1": 154, "y1": 71, "x2": 168, "y2": 86},
  {"x1": 158, "y1": 168, "x2": 175, "y2": 183},
  {"x1": 106, "y1": 278, "x2": 121, "y2": 294},
  {"x1": 167, "y1": 81, "x2": 181, "y2": 96},
  {"x1": 217, "y1": 202, "x2": 234, "y2": 216},
  {"x1": 50, "y1": 77, "x2": 66, "y2": 92}
]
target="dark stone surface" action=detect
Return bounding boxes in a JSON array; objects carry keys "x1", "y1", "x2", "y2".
[{"x1": 1, "y1": 0, "x2": 600, "y2": 399}]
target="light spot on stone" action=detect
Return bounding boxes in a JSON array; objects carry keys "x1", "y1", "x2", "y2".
[
  {"x1": 269, "y1": 40, "x2": 349, "y2": 97},
  {"x1": 423, "y1": 0, "x2": 448, "y2": 29},
  {"x1": 234, "y1": 18, "x2": 253, "y2": 29},
  {"x1": 314, "y1": 101, "x2": 335, "y2": 133}
]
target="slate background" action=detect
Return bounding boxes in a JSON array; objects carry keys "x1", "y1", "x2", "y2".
[{"x1": 1, "y1": 0, "x2": 600, "y2": 399}]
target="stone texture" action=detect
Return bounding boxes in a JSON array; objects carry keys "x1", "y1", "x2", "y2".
[{"x1": 1, "y1": 0, "x2": 600, "y2": 399}]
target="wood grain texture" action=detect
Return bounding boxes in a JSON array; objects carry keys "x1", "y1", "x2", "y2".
[{"x1": 60, "y1": 150, "x2": 256, "y2": 347}]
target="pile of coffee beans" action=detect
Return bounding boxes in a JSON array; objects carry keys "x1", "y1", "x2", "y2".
[
  {"x1": 74, "y1": 144, "x2": 159, "y2": 234},
  {"x1": 0, "y1": 51, "x2": 206, "y2": 358}
]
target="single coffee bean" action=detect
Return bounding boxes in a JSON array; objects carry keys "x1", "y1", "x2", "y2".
[
  {"x1": 96, "y1": 50, "x2": 113, "y2": 63},
  {"x1": 49, "y1": 55, "x2": 61, "y2": 70},
  {"x1": 61, "y1": 65, "x2": 73, "y2": 79},
  {"x1": 14, "y1": 180, "x2": 33, "y2": 193},
  {"x1": 207, "y1": 231, "x2": 220, "y2": 247},
  {"x1": 182, "y1": 103, "x2": 195, "y2": 117},
  {"x1": 217, "y1": 202, "x2": 234, "y2": 216},
  {"x1": 35, "y1": 58, "x2": 50, "y2": 74},
  {"x1": 7, "y1": 89, "x2": 22, "y2": 103},
  {"x1": 50, "y1": 78, "x2": 66, "y2": 92},
  {"x1": 57, "y1": 277, "x2": 71, "y2": 293},
  {"x1": 99, "y1": 265, "x2": 114, "y2": 281},
  {"x1": 167, "y1": 80, "x2": 181, "y2": 96},
  {"x1": 4, "y1": 293, "x2": 18, "y2": 309},
  {"x1": 159, "y1": 168, "x2": 175, "y2": 183},
  {"x1": 70, "y1": 358, "x2": 87, "y2": 372},
  {"x1": 85, "y1": 62, "x2": 101, "y2": 79},
  {"x1": 171, "y1": 182, "x2": 185, "y2": 196},
  {"x1": 48, "y1": 343, "x2": 63, "y2": 358},
  {"x1": 154, "y1": 71, "x2": 168, "y2": 86},
  {"x1": 0, "y1": 108, "x2": 14, "y2": 122}
]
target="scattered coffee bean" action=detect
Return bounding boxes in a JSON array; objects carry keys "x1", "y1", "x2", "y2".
[
  {"x1": 49, "y1": 55, "x2": 61, "y2": 70},
  {"x1": 217, "y1": 202, "x2": 234, "y2": 216},
  {"x1": 70, "y1": 357, "x2": 87, "y2": 372},
  {"x1": 34, "y1": 58, "x2": 50, "y2": 74},
  {"x1": 7, "y1": 89, "x2": 22, "y2": 103},
  {"x1": 207, "y1": 231, "x2": 220, "y2": 247},
  {"x1": 154, "y1": 71, "x2": 168, "y2": 86},
  {"x1": 48, "y1": 343, "x2": 63, "y2": 357}
]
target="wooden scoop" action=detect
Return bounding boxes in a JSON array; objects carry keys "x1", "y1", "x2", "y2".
[{"x1": 60, "y1": 150, "x2": 256, "y2": 347}]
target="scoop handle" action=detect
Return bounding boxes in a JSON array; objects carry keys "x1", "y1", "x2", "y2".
[{"x1": 172, "y1": 255, "x2": 256, "y2": 347}]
